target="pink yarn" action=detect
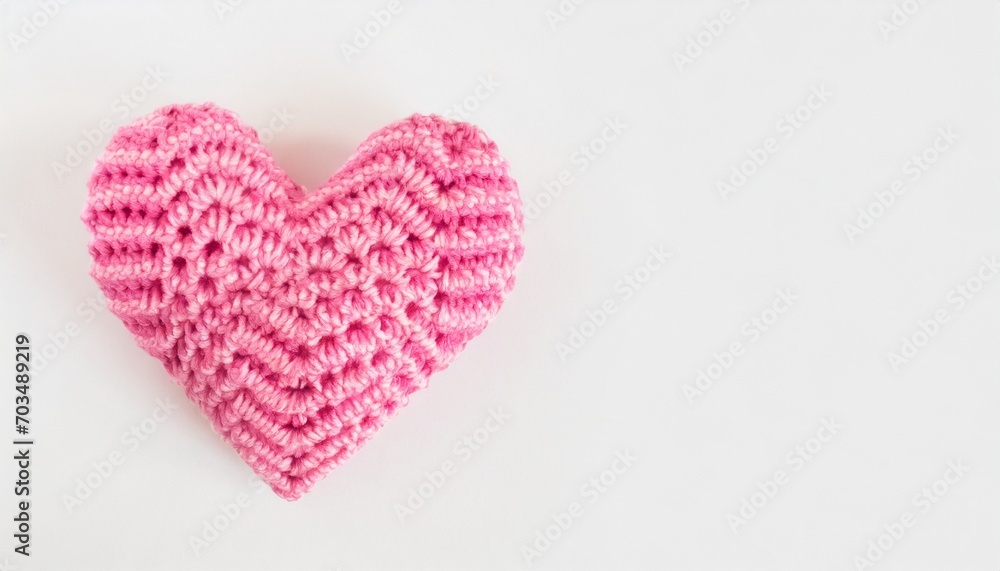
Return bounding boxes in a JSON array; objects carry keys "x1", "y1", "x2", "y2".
[{"x1": 82, "y1": 103, "x2": 524, "y2": 500}]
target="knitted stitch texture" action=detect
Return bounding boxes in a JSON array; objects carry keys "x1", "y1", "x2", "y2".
[{"x1": 82, "y1": 103, "x2": 524, "y2": 500}]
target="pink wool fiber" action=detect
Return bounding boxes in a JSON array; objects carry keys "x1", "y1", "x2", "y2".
[{"x1": 82, "y1": 103, "x2": 524, "y2": 500}]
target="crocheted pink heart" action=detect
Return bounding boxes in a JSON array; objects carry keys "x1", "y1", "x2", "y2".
[{"x1": 82, "y1": 103, "x2": 523, "y2": 500}]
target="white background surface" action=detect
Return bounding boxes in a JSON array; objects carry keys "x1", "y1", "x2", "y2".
[{"x1": 1, "y1": 1, "x2": 998, "y2": 569}]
